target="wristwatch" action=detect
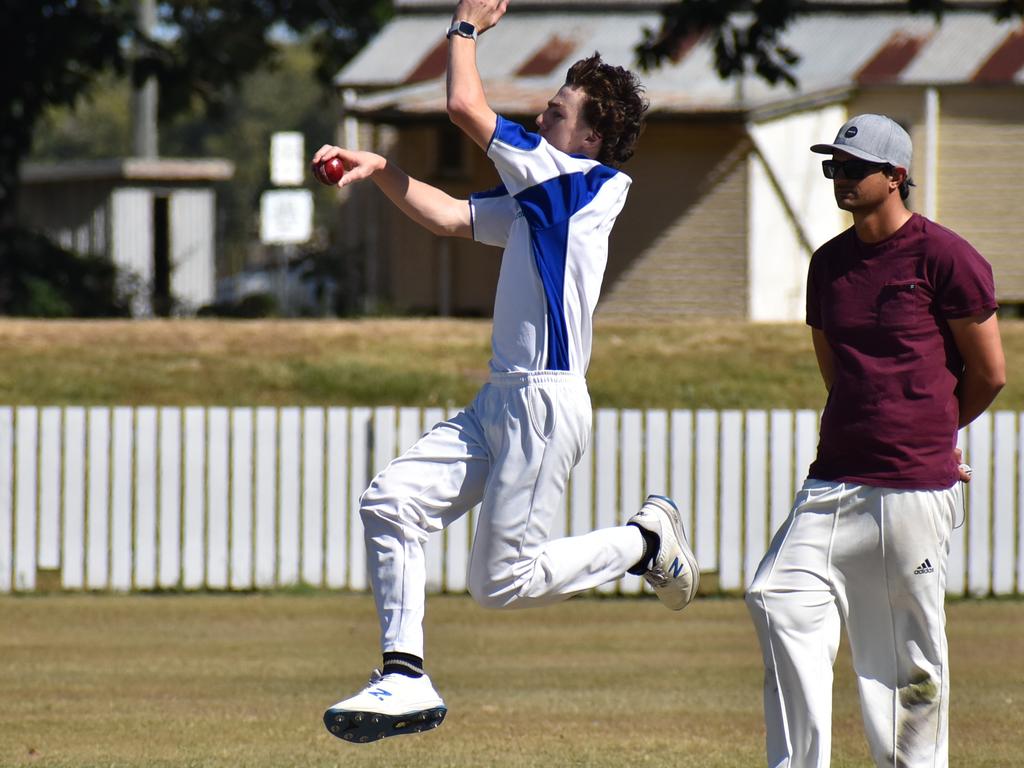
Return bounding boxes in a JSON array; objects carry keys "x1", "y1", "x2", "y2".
[{"x1": 446, "y1": 20, "x2": 478, "y2": 41}]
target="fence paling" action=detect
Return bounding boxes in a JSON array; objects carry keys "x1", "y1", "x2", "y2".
[
  {"x1": 745, "y1": 411, "x2": 768, "y2": 588},
  {"x1": 992, "y1": 412, "x2": 1015, "y2": 595},
  {"x1": 278, "y1": 407, "x2": 300, "y2": 587},
  {"x1": 158, "y1": 407, "x2": 181, "y2": 589},
  {"x1": 208, "y1": 407, "x2": 230, "y2": 591},
  {"x1": 230, "y1": 408, "x2": 253, "y2": 591},
  {"x1": 1018, "y1": 414, "x2": 1024, "y2": 596},
  {"x1": 1, "y1": 409, "x2": 14, "y2": 593},
  {"x1": 111, "y1": 407, "x2": 133, "y2": 591},
  {"x1": 136, "y1": 407, "x2": 158, "y2": 590},
  {"x1": 967, "y1": 415, "x2": 992, "y2": 597},
  {"x1": 183, "y1": 407, "x2": 204, "y2": 591},
  {"x1": 694, "y1": 409, "x2": 718, "y2": 573},
  {"x1": 0, "y1": 406, "x2": 1020, "y2": 597},
  {"x1": 720, "y1": 410, "x2": 743, "y2": 591},
  {"x1": 63, "y1": 408, "x2": 86, "y2": 590},
  {"x1": 254, "y1": 407, "x2": 276, "y2": 589},
  {"x1": 39, "y1": 407, "x2": 61, "y2": 571},
  {"x1": 620, "y1": 409, "x2": 643, "y2": 595},
  {"x1": 87, "y1": 408, "x2": 109, "y2": 590},
  {"x1": 16, "y1": 407, "x2": 38, "y2": 591},
  {"x1": 594, "y1": 409, "x2": 617, "y2": 595},
  {"x1": 302, "y1": 407, "x2": 325, "y2": 589},
  {"x1": 348, "y1": 407, "x2": 371, "y2": 592}
]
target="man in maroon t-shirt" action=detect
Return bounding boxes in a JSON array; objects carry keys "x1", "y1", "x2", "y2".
[{"x1": 746, "y1": 114, "x2": 1005, "y2": 768}]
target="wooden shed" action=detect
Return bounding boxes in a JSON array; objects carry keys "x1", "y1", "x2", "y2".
[{"x1": 19, "y1": 158, "x2": 234, "y2": 316}]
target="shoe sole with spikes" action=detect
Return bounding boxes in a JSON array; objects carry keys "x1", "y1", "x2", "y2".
[{"x1": 323, "y1": 705, "x2": 448, "y2": 743}]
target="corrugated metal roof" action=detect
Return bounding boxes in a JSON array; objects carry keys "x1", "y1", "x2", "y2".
[
  {"x1": 337, "y1": 10, "x2": 1024, "y2": 118},
  {"x1": 902, "y1": 14, "x2": 1020, "y2": 82},
  {"x1": 972, "y1": 23, "x2": 1024, "y2": 82}
]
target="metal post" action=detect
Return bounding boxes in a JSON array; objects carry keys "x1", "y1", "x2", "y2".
[
  {"x1": 923, "y1": 87, "x2": 940, "y2": 220},
  {"x1": 132, "y1": 0, "x2": 159, "y2": 159}
]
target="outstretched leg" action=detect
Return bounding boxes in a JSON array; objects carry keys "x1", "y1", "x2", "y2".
[
  {"x1": 465, "y1": 372, "x2": 697, "y2": 610},
  {"x1": 325, "y1": 406, "x2": 489, "y2": 743}
]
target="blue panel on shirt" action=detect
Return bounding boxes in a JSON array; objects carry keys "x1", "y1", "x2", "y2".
[
  {"x1": 513, "y1": 165, "x2": 619, "y2": 370},
  {"x1": 514, "y1": 165, "x2": 619, "y2": 229},
  {"x1": 491, "y1": 116, "x2": 542, "y2": 151},
  {"x1": 470, "y1": 183, "x2": 509, "y2": 200},
  {"x1": 529, "y1": 222, "x2": 572, "y2": 370}
]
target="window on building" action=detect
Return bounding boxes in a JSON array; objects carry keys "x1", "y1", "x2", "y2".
[{"x1": 435, "y1": 123, "x2": 469, "y2": 179}]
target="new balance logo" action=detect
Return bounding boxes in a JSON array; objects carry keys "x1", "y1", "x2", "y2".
[
  {"x1": 367, "y1": 688, "x2": 393, "y2": 702},
  {"x1": 668, "y1": 557, "x2": 686, "y2": 579},
  {"x1": 914, "y1": 559, "x2": 934, "y2": 575}
]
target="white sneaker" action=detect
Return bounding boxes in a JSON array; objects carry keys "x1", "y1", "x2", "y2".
[
  {"x1": 323, "y1": 669, "x2": 447, "y2": 743},
  {"x1": 628, "y1": 495, "x2": 700, "y2": 611}
]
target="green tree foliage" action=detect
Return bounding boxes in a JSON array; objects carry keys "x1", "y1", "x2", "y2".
[
  {"x1": 0, "y1": 0, "x2": 390, "y2": 229},
  {"x1": 0, "y1": 228, "x2": 134, "y2": 317},
  {"x1": 33, "y1": 41, "x2": 346, "y2": 279},
  {"x1": 637, "y1": 0, "x2": 1023, "y2": 86},
  {"x1": 0, "y1": 1, "x2": 129, "y2": 228},
  {"x1": 30, "y1": 72, "x2": 135, "y2": 161},
  {"x1": 2, "y1": 0, "x2": 389, "y2": 317}
]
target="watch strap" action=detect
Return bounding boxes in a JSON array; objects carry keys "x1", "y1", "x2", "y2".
[{"x1": 446, "y1": 20, "x2": 478, "y2": 40}]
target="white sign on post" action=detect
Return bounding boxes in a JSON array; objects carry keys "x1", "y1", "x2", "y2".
[
  {"x1": 259, "y1": 189, "x2": 313, "y2": 245},
  {"x1": 269, "y1": 131, "x2": 305, "y2": 187}
]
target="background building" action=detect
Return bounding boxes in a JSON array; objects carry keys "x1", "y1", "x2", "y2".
[
  {"x1": 332, "y1": 0, "x2": 1024, "y2": 321},
  {"x1": 19, "y1": 158, "x2": 233, "y2": 316}
]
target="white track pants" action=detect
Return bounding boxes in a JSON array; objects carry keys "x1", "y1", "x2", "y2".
[
  {"x1": 746, "y1": 480, "x2": 959, "y2": 768},
  {"x1": 360, "y1": 371, "x2": 645, "y2": 657}
]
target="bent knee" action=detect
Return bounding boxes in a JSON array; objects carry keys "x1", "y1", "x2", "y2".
[
  {"x1": 468, "y1": 580, "x2": 512, "y2": 609},
  {"x1": 467, "y1": 568, "x2": 522, "y2": 610},
  {"x1": 358, "y1": 499, "x2": 390, "y2": 525},
  {"x1": 358, "y1": 492, "x2": 431, "y2": 537}
]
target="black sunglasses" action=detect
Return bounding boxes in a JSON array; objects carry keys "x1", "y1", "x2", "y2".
[{"x1": 821, "y1": 159, "x2": 891, "y2": 180}]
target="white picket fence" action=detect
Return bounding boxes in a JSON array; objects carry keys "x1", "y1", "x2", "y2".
[{"x1": 0, "y1": 406, "x2": 1021, "y2": 597}]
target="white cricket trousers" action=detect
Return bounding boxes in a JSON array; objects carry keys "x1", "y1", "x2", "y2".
[
  {"x1": 360, "y1": 370, "x2": 645, "y2": 658},
  {"x1": 746, "y1": 479, "x2": 960, "y2": 768}
]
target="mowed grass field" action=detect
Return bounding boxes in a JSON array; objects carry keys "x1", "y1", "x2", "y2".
[
  {"x1": 2, "y1": 317, "x2": 1023, "y2": 409},
  {"x1": 1, "y1": 319, "x2": 1022, "y2": 767},
  {"x1": 1, "y1": 593, "x2": 1022, "y2": 768}
]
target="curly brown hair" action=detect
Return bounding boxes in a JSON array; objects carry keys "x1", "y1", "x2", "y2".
[{"x1": 565, "y1": 52, "x2": 648, "y2": 167}]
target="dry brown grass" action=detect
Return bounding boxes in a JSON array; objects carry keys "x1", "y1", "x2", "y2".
[
  {"x1": 0, "y1": 593, "x2": 1021, "y2": 767},
  {"x1": 1, "y1": 317, "x2": 1022, "y2": 410}
]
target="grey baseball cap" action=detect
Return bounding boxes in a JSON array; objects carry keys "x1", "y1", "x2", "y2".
[{"x1": 810, "y1": 113, "x2": 912, "y2": 171}]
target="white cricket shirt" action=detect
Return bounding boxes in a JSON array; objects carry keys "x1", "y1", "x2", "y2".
[{"x1": 469, "y1": 116, "x2": 631, "y2": 375}]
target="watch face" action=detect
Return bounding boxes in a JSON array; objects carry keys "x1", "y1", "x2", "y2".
[{"x1": 447, "y1": 20, "x2": 476, "y2": 39}]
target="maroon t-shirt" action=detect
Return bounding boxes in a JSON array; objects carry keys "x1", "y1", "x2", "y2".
[{"x1": 806, "y1": 213, "x2": 997, "y2": 489}]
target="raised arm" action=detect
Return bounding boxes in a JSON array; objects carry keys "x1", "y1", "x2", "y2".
[
  {"x1": 445, "y1": 0, "x2": 508, "y2": 150},
  {"x1": 948, "y1": 310, "x2": 1006, "y2": 427},
  {"x1": 313, "y1": 145, "x2": 471, "y2": 239}
]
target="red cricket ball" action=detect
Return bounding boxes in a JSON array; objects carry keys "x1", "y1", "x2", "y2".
[{"x1": 314, "y1": 157, "x2": 344, "y2": 185}]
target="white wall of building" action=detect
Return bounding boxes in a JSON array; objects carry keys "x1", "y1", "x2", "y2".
[
  {"x1": 110, "y1": 187, "x2": 154, "y2": 284},
  {"x1": 110, "y1": 187, "x2": 216, "y2": 313},
  {"x1": 746, "y1": 105, "x2": 849, "y2": 321},
  {"x1": 170, "y1": 189, "x2": 216, "y2": 311}
]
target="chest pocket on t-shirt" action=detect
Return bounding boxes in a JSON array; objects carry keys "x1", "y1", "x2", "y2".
[{"x1": 876, "y1": 279, "x2": 924, "y2": 329}]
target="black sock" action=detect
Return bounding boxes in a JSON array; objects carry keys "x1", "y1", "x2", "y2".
[
  {"x1": 382, "y1": 652, "x2": 424, "y2": 678},
  {"x1": 626, "y1": 523, "x2": 660, "y2": 575}
]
